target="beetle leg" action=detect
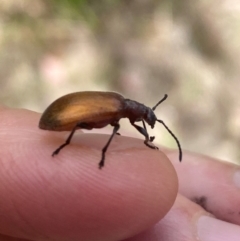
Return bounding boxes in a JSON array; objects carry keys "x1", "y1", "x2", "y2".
[
  {"x1": 131, "y1": 122, "x2": 158, "y2": 150},
  {"x1": 112, "y1": 124, "x2": 121, "y2": 136},
  {"x1": 52, "y1": 122, "x2": 90, "y2": 156},
  {"x1": 142, "y1": 120, "x2": 155, "y2": 142},
  {"x1": 149, "y1": 136, "x2": 155, "y2": 142},
  {"x1": 99, "y1": 123, "x2": 120, "y2": 169}
]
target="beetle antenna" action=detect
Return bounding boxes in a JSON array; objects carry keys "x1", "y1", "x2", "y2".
[
  {"x1": 157, "y1": 119, "x2": 182, "y2": 162},
  {"x1": 152, "y1": 94, "x2": 168, "y2": 111}
]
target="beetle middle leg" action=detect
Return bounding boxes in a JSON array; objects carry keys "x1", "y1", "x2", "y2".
[
  {"x1": 99, "y1": 122, "x2": 120, "y2": 169},
  {"x1": 52, "y1": 122, "x2": 90, "y2": 156},
  {"x1": 131, "y1": 121, "x2": 158, "y2": 149}
]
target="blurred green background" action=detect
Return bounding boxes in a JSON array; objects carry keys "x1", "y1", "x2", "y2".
[{"x1": 1, "y1": 0, "x2": 240, "y2": 164}]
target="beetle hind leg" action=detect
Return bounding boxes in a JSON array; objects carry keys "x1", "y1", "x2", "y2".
[
  {"x1": 52, "y1": 122, "x2": 90, "y2": 156},
  {"x1": 52, "y1": 126, "x2": 78, "y2": 156}
]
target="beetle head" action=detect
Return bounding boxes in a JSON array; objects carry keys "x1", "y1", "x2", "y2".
[
  {"x1": 145, "y1": 94, "x2": 168, "y2": 129},
  {"x1": 144, "y1": 108, "x2": 156, "y2": 128}
]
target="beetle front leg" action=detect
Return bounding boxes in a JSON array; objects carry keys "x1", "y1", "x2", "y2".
[
  {"x1": 131, "y1": 121, "x2": 158, "y2": 150},
  {"x1": 142, "y1": 120, "x2": 155, "y2": 142}
]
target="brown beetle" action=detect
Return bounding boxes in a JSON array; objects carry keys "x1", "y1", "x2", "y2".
[{"x1": 39, "y1": 91, "x2": 182, "y2": 169}]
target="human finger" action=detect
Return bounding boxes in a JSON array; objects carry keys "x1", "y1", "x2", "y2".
[
  {"x1": 0, "y1": 107, "x2": 178, "y2": 241},
  {"x1": 123, "y1": 194, "x2": 240, "y2": 241},
  {"x1": 165, "y1": 150, "x2": 240, "y2": 225}
]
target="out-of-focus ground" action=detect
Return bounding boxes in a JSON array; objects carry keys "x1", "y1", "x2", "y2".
[{"x1": 0, "y1": 0, "x2": 240, "y2": 164}]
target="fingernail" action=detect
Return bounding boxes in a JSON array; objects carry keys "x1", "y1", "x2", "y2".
[
  {"x1": 233, "y1": 170, "x2": 240, "y2": 189},
  {"x1": 197, "y1": 216, "x2": 240, "y2": 241}
]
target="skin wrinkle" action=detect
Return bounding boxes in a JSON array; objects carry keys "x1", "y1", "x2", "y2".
[
  {"x1": 0, "y1": 145, "x2": 59, "y2": 240},
  {"x1": 3, "y1": 179, "x2": 47, "y2": 240},
  {"x1": 0, "y1": 190, "x2": 39, "y2": 240},
  {"x1": 12, "y1": 201, "x2": 49, "y2": 241}
]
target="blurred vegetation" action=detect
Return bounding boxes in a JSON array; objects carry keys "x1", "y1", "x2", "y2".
[{"x1": 0, "y1": 0, "x2": 240, "y2": 163}]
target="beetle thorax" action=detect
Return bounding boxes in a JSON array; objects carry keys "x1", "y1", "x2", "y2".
[{"x1": 123, "y1": 99, "x2": 156, "y2": 127}]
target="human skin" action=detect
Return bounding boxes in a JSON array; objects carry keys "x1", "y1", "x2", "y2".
[{"x1": 0, "y1": 106, "x2": 240, "y2": 241}]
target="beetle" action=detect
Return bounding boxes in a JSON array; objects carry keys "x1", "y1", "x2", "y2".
[{"x1": 39, "y1": 91, "x2": 182, "y2": 169}]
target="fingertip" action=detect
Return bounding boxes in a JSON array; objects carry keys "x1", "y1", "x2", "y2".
[
  {"x1": 0, "y1": 107, "x2": 178, "y2": 241},
  {"x1": 46, "y1": 134, "x2": 179, "y2": 239}
]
